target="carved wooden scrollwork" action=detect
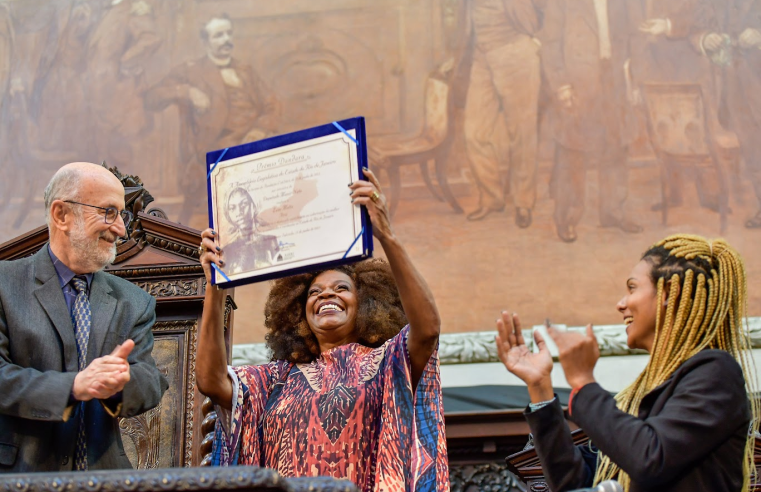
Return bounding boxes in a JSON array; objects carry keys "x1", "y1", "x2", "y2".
[
  {"x1": 0, "y1": 466, "x2": 358, "y2": 492},
  {"x1": 135, "y1": 279, "x2": 201, "y2": 297},
  {"x1": 119, "y1": 403, "x2": 164, "y2": 469},
  {"x1": 449, "y1": 463, "x2": 526, "y2": 492},
  {"x1": 200, "y1": 397, "x2": 217, "y2": 467},
  {"x1": 117, "y1": 319, "x2": 198, "y2": 469},
  {"x1": 144, "y1": 233, "x2": 202, "y2": 260}
]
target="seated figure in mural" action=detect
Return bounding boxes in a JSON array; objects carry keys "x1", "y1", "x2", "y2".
[
  {"x1": 631, "y1": 0, "x2": 724, "y2": 214},
  {"x1": 144, "y1": 12, "x2": 280, "y2": 225},
  {"x1": 496, "y1": 234, "x2": 757, "y2": 491},
  {"x1": 222, "y1": 187, "x2": 280, "y2": 274},
  {"x1": 196, "y1": 170, "x2": 449, "y2": 491}
]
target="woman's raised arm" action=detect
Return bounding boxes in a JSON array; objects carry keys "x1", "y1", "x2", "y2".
[
  {"x1": 196, "y1": 228, "x2": 234, "y2": 410},
  {"x1": 350, "y1": 169, "x2": 440, "y2": 387}
]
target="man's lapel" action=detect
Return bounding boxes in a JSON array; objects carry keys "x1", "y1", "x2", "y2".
[
  {"x1": 33, "y1": 247, "x2": 78, "y2": 372},
  {"x1": 88, "y1": 272, "x2": 117, "y2": 363}
]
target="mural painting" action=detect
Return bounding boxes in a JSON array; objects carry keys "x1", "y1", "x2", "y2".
[{"x1": 0, "y1": 0, "x2": 759, "y2": 343}]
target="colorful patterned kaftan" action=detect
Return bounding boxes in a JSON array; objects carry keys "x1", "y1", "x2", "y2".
[{"x1": 212, "y1": 326, "x2": 449, "y2": 491}]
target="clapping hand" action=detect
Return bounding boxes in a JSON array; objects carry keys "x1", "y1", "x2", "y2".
[
  {"x1": 72, "y1": 340, "x2": 134, "y2": 401},
  {"x1": 548, "y1": 325, "x2": 599, "y2": 389},
  {"x1": 495, "y1": 311, "x2": 554, "y2": 402}
]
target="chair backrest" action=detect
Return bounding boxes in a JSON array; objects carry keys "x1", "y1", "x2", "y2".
[
  {"x1": 422, "y1": 76, "x2": 450, "y2": 145},
  {"x1": 642, "y1": 83, "x2": 710, "y2": 157}
]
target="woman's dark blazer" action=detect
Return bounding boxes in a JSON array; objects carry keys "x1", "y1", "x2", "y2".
[{"x1": 525, "y1": 350, "x2": 751, "y2": 492}]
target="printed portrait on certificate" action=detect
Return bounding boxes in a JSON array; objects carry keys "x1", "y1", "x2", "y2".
[{"x1": 207, "y1": 126, "x2": 367, "y2": 285}]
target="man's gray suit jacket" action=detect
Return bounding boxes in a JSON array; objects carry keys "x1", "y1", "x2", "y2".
[{"x1": 0, "y1": 246, "x2": 169, "y2": 472}]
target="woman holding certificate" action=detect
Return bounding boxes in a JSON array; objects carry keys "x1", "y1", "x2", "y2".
[
  {"x1": 196, "y1": 169, "x2": 449, "y2": 491},
  {"x1": 496, "y1": 234, "x2": 758, "y2": 492}
]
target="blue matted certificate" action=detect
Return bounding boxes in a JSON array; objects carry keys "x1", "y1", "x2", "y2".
[{"x1": 206, "y1": 117, "x2": 373, "y2": 287}]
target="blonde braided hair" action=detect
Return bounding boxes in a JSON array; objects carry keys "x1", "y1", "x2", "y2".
[{"x1": 594, "y1": 234, "x2": 759, "y2": 491}]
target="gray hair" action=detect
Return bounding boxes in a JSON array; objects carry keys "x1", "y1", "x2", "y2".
[{"x1": 44, "y1": 168, "x2": 81, "y2": 228}]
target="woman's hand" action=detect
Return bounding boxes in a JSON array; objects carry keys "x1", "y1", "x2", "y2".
[
  {"x1": 349, "y1": 168, "x2": 394, "y2": 242},
  {"x1": 496, "y1": 311, "x2": 554, "y2": 402},
  {"x1": 548, "y1": 325, "x2": 598, "y2": 390},
  {"x1": 199, "y1": 228, "x2": 225, "y2": 284}
]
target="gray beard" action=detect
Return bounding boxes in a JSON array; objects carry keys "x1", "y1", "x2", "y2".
[{"x1": 69, "y1": 218, "x2": 117, "y2": 272}]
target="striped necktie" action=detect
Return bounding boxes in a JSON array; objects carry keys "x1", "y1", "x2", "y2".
[{"x1": 71, "y1": 276, "x2": 91, "y2": 471}]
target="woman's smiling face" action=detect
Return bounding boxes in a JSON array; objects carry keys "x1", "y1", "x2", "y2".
[
  {"x1": 617, "y1": 259, "x2": 659, "y2": 352},
  {"x1": 304, "y1": 270, "x2": 359, "y2": 343}
]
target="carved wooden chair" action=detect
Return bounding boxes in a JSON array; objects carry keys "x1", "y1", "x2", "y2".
[
  {"x1": 641, "y1": 83, "x2": 730, "y2": 232},
  {"x1": 369, "y1": 60, "x2": 463, "y2": 218}
]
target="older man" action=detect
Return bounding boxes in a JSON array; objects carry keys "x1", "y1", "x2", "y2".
[
  {"x1": 0, "y1": 162, "x2": 168, "y2": 472},
  {"x1": 145, "y1": 13, "x2": 279, "y2": 225}
]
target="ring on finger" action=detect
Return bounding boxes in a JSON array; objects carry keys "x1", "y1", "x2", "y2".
[
  {"x1": 198, "y1": 244, "x2": 206, "y2": 256},
  {"x1": 370, "y1": 191, "x2": 380, "y2": 203}
]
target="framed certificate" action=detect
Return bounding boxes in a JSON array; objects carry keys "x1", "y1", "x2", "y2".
[{"x1": 206, "y1": 117, "x2": 373, "y2": 287}]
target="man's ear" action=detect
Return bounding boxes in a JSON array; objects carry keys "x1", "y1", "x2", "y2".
[
  {"x1": 662, "y1": 278, "x2": 682, "y2": 307},
  {"x1": 49, "y1": 200, "x2": 73, "y2": 232}
]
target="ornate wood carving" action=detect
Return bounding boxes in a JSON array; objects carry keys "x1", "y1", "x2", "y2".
[
  {"x1": 0, "y1": 467, "x2": 358, "y2": 492},
  {"x1": 135, "y1": 279, "x2": 203, "y2": 297},
  {"x1": 118, "y1": 319, "x2": 199, "y2": 468},
  {"x1": 449, "y1": 462, "x2": 525, "y2": 492}
]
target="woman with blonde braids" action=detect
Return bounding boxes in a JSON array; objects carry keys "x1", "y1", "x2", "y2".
[{"x1": 496, "y1": 234, "x2": 759, "y2": 492}]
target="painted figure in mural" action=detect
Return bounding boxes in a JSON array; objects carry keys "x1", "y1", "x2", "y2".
[
  {"x1": 631, "y1": 0, "x2": 722, "y2": 213},
  {"x1": 28, "y1": 1, "x2": 102, "y2": 158},
  {"x1": 496, "y1": 234, "x2": 757, "y2": 491},
  {"x1": 195, "y1": 170, "x2": 448, "y2": 491},
  {"x1": 85, "y1": 0, "x2": 161, "y2": 168},
  {"x1": 222, "y1": 187, "x2": 280, "y2": 274},
  {"x1": 144, "y1": 13, "x2": 280, "y2": 226},
  {"x1": 0, "y1": 162, "x2": 168, "y2": 472},
  {"x1": 463, "y1": 0, "x2": 544, "y2": 227},
  {"x1": 541, "y1": 0, "x2": 643, "y2": 243},
  {"x1": 704, "y1": 0, "x2": 761, "y2": 228}
]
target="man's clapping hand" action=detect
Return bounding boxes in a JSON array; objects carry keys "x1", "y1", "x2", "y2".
[{"x1": 72, "y1": 340, "x2": 134, "y2": 401}]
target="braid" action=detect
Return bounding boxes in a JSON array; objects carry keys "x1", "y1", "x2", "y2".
[{"x1": 594, "y1": 234, "x2": 758, "y2": 491}]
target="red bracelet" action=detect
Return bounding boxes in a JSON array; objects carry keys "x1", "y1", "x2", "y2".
[{"x1": 568, "y1": 386, "x2": 582, "y2": 416}]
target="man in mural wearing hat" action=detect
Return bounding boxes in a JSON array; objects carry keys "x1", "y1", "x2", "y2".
[{"x1": 144, "y1": 13, "x2": 280, "y2": 225}]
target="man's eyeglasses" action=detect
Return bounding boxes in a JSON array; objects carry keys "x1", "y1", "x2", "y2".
[{"x1": 64, "y1": 200, "x2": 133, "y2": 229}]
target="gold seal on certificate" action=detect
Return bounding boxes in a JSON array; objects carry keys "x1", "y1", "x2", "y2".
[{"x1": 206, "y1": 118, "x2": 372, "y2": 287}]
